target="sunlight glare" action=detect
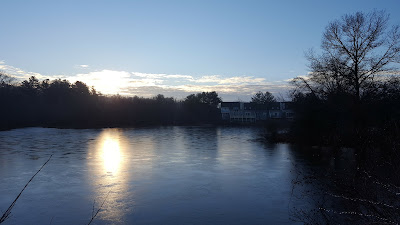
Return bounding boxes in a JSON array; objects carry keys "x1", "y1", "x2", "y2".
[
  {"x1": 102, "y1": 137, "x2": 121, "y2": 174},
  {"x1": 71, "y1": 70, "x2": 131, "y2": 95}
]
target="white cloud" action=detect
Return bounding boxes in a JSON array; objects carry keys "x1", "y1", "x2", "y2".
[
  {"x1": 375, "y1": 70, "x2": 400, "y2": 76},
  {"x1": 164, "y1": 74, "x2": 193, "y2": 79},
  {"x1": 0, "y1": 62, "x2": 52, "y2": 80},
  {"x1": 0, "y1": 61, "x2": 292, "y2": 101},
  {"x1": 195, "y1": 75, "x2": 267, "y2": 85},
  {"x1": 131, "y1": 72, "x2": 165, "y2": 79},
  {"x1": 284, "y1": 75, "x2": 310, "y2": 82},
  {"x1": 65, "y1": 70, "x2": 290, "y2": 100},
  {"x1": 121, "y1": 83, "x2": 291, "y2": 101},
  {"x1": 131, "y1": 72, "x2": 194, "y2": 80}
]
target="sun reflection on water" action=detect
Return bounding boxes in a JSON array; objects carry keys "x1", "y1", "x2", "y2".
[
  {"x1": 102, "y1": 137, "x2": 121, "y2": 174},
  {"x1": 87, "y1": 129, "x2": 133, "y2": 223}
]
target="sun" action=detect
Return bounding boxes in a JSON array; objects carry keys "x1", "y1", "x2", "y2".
[{"x1": 73, "y1": 70, "x2": 131, "y2": 95}]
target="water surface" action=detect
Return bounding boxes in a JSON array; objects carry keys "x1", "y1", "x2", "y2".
[{"x1": 0, "y1": 127, "x2": 311, "y2": 224}]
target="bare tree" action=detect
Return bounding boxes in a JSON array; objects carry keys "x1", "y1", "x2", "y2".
[{"x1": 293, "y1": 10, "x2": 400, "y2": 101}]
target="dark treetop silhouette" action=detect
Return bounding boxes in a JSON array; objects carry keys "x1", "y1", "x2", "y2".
[{"x1": 0, "y1": 73, "x2": 222, "y2": 130}]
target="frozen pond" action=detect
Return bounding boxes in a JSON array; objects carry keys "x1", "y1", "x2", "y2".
[{"x1": 0, "y1": 127, "x2": 311, "y2": 224}]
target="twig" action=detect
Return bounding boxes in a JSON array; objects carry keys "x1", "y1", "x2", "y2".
[
  {"x1": 0, "y1": 154, "x2": 53, "y2": 224},
  {"x1": 87, "y1": 188, "x2": 112, "y2": 225},
  {"x1": 92, "y1": 200, "x2": 96, "y2": 219}
]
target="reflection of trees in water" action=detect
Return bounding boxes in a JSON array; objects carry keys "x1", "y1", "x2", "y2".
[{"x1": 290, "y1": 147, "x2": 400, "y2": 224}]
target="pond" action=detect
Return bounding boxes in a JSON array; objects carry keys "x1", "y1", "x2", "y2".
[{"x1": 0, "y1": 126, "x2": 324, "y2": 224}]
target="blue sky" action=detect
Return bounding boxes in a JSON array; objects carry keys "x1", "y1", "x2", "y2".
[{"x1": 1, "y1": 0, "x2": 399, "y2": 100}]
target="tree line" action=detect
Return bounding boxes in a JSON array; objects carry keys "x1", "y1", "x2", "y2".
[{"x1": 0, "y1": 74, "x2": 222, "y2": 130}]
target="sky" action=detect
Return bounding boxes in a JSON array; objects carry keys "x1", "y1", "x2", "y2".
[{"x1": 1, "y1": 0, "x2": 399, "y2": 101}]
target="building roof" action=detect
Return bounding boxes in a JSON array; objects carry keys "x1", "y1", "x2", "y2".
[
  {"x1": 221, "y1": 101, "x2": 293, "y2": 110},
  {"x1": 221, "y1": 102, "x2": 240, "y2": 108}
]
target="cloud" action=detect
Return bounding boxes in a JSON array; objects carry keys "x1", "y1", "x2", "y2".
[
  {"x1": 131, "y1": 72, "x2": 194, "y2": 80},
  {"x1": 0, "y1": 61, "x2": 293, "y2": 101},
  {"x1": 284, "y1": 74, "x2": 310, "y2": 82},
  {"x1": 64, "y1": 70, "x2": 291, "y2": 100},
  {"x1": 0, "y1": 61, "x2": 56, "y2": 80},
  {"x1": 73, "y1": 64, "x2": 90, "y2": 70},
  {"x1": 164, "y1": 74, "x2": 193, "y2": 79},
  {"x1": 195, "y1": 75, "x2": 267, "y2": 85},
  {"x1": 121, "y1": 83, "x2": 292, "y2": 101},
  {"x1": 375, "y1": 71, "x2": 400, "y2": 76}
]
